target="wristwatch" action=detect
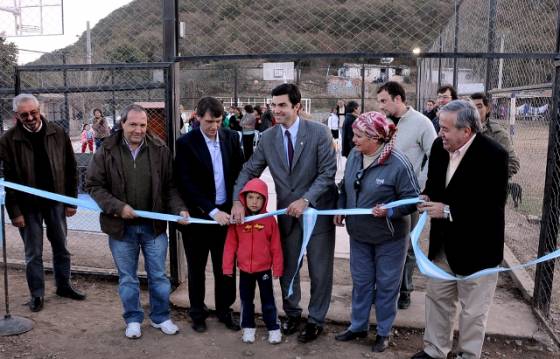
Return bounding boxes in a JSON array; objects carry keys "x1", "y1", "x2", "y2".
[
  {"x1": 302, "y1": 198, "x2": 310, "y2": 207},
  {"x1": 443, "y1": 205, "x2": 452, "y2": 221}
]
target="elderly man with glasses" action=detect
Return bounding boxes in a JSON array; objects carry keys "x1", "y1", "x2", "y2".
[{"x1": 0, "y1": 93, "x2": 85, "y2": 312}]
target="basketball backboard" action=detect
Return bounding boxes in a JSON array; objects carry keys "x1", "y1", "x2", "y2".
[
  {"x1": 0, "y1": 0, "x2": 63, "y2": 37},
  {"x1": 263, "y1": 62, "x2": 295, "y2": 81}
]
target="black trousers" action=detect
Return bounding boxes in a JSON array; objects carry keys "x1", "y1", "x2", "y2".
[
  {"x1": 181, "y1": 221, "x2": 236, "y2": 321},
  {"x1": 239, "y1": 270, "x2": 279, "y2": 330}
]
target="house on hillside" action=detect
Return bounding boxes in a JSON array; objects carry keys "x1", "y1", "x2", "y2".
[{"x1": 337, "y1": 63, "x2": 411, "y2": 83}]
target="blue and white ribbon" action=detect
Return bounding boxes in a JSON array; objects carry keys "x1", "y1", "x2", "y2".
[{"x1": 1, "y1": 179, "x2": 559, "y2": 296}]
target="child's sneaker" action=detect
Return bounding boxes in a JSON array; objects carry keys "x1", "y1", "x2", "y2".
[
  {"x1": 268, "y1": 329, "x2": 282, "y2": 344},
  {"x1": 242, "y1": 328, "x2": 256, "y2": 343}
]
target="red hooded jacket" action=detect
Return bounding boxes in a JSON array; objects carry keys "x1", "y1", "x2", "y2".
[{"x1": 222, "y1": 178, "x2": 283, "y2": 276}]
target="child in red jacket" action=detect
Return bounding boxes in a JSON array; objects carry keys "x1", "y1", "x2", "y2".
[{"x1": 223, "y1": 178, "x2": 283, "y2": 344}]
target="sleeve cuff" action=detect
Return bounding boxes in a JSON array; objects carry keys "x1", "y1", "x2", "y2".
[{"x1": 209, "y1": 208, "x2": 219, "y2": 219}]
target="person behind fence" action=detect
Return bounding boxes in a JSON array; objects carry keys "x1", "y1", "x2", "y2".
[
  {"x1": 175, "y1": 96, "x2": 244, "y2": 333},
  {"x1": 327, "y1": 107, "x2": 340, "y2": 139},
  {"x1": 0, "y1": 93, "x2": 85, "y2": 313},
  {"x1": 86, "y1": 104, "x2": 189, "y2": 339},
  {"x1": 241, "y1": 104, "x2": 257, "y2": 160},
  {"x1": 469, "y1": 92, "x2": 520, "y2": 178},
  {"x1": 411, "y1": 100, "x2": 508, "y2": 359},
  {"x1": 222, "y1": 178, "x2": 283, "y2": 345},
  {"x1": 91, "y1": 108, "x2": 110, "y2": 149},
  {"x1": 342, "y1": 100, "x2": 361, "y2": 157},
  {"x1": 259, "y1": 103, "x2": 274, "y2": 131},
  {"x1": 231, "y1": 83, "x2": 338, "y2": 344},
  {"x1": 423, "y1": 99, "x2": 437, "y2": 121},
  {"x1": 431, "y1": 85, "x2": 458, "y2": 133},
  {"x1": 376, "y1": 81, "x2": 437, "y2": 310},
  {"x1": 333, "y1": 111, "x2": 419, "y2": 353},
  {"x1": 81, "y1": 123, "x2": 94, "y2": 153}
]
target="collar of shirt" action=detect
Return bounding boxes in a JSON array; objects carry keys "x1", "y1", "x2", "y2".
[
  {"x1": 448, "y1": 133, "x2": 476, "y2": 160},
  {"x1": 201, "y1": 129, "x2": 220, "y2": 147},
  {"x1": 282, "y1": 116, "x2": 300, "y2": 141},
  {"x1": 123, "y1": 136, "x2": 145, "y2": 160}
]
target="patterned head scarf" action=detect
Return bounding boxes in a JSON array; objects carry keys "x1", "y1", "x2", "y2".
[{"x1": 352, "y1": 111, "x2": 397, "y2": 164}]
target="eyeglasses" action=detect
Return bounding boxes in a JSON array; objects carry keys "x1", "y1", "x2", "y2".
[
  {"x1": 437, "y1": 95, "x2": 451, "y2": 100},
  {"x1": 354, "y1": 169, "x2": 365, "y2": 192},
  {"x1": 17, "y1": 110, "x2": 40, "y2": 119}
]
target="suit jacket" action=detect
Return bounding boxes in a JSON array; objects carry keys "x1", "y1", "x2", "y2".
[
  {"x1": 423, "y1": 135, "x2": 508, "y2": 276},
  {"x1": 175, "y1": 128, "x2": 244, "y2": 218},
  {"x1": 233, "y1": 119, "x2": 338, "y2": 236}
]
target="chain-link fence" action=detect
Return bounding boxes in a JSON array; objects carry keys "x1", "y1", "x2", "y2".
[
  {"x1": 417, "y1": 0, "x2": 560, "y2": 334},
  {"x1": 0, "y1": 0, "x2": 559, "y2": 337},
  {"x1": 3, "y1": 63, "x2": 173, "y2": 273}
]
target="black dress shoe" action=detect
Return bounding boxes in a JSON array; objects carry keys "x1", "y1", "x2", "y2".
[
  {"x1": 398, "y1": 293, "x2": 411, "y2": 310},
  {"x1": 281, "y1": 315, "x2": 301, "y2": 335},
  {"x1": 56, "y1": 285, "x2": 86, "y2": 300},
  {"x1": 334, "y1": 328, "x2": 368, "y2": 341},
  {"x1": 29, "y1": 296, "x2": 43, "y2": 312},
  {"x1": 372, "y1": 335, "x2": 389, "y2": 352},
  {"x1": 297, "y1": 322, "x2": 323, "y2": 343},
  {"x1": 410, "y1": 350, "x2": 436, "y2": 359},
  {"x1": 218, "y1": 312, "x2": 241, "y2": 331},
  {"x1": 191, "y1": 319, "x2": 207, "y2": 333}
]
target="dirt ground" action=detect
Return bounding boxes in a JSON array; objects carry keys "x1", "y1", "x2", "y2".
[{"x1": 0, "y1": 266, "x2": 558, "y2": 359}]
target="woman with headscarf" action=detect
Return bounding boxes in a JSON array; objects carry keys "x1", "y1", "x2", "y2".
[{"x1": 333, "y1": 111, "x2": 419, "y2": 353}]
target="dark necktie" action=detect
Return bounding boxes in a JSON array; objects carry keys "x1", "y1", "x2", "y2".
[{"x1": 285, "y1": 130, "x2": 294, "y2": 169}]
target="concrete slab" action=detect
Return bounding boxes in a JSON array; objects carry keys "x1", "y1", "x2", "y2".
[{"x1": 170, "y1": 273, "x2": 540, "y2": 339}]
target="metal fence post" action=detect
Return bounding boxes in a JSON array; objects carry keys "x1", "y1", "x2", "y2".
[
  {"x1": 485, "y1": 0, "x2": 497, "y2": 93},
  {"x1": 163, "y1": 0, "x2": 181, "y2": 286},
  {"x1": 452, "y1": 0, "x2": 459, "y2": 89},
  {"x1": 62, "y1": 53, "x2": 70, "y2": 132},
  {"x1": 533, "y1": 4, "x2": 560, "y2": 315},
  {"x1": 361, "y1": 63, "x2": 365, "y2": 112}
]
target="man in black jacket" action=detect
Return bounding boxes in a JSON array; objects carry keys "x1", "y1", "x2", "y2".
[
  {"x1": 0, "y1": 94, "x2": 85, "y2": 313},
  {"x1": 411, "y1": 100, "x2": 508, "y2": 359},
  {"x1": 175, "y1": 97, "x2": 244, "y2": 333}
]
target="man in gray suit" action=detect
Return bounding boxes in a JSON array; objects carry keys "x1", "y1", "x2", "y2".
[{"x1": 231, "y1": 83, "x2": 337, "y2": 343}]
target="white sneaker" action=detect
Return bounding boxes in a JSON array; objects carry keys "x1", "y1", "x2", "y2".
[
  {"x1": 242, "y1": 328, "x2": 256, "y2": 343},
  {"x1": 125, "y1": 322, "x2": 142, "y2": 339},
  {"x1": 151, "y1": 319, "x2": 179, "y2": 335},
  {"x1": 268, "y1": 329, "x2": 282, "y2": 344}
]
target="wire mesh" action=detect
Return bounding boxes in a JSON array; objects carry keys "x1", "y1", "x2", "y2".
[{"x1": 3, "y1": 65, "x2": 170, "y2": 273}]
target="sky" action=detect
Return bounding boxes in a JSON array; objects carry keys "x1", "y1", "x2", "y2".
[{"x1": 3, "y1": 0, "x2": 133, "y2": 64}]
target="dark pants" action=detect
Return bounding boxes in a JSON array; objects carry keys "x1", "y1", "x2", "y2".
[
  {"x1": 331, "y1": 129, "x2": 339, "y2": 139},
  {"x1": 239, "y1": 270, "x2": 280, "y2": 330},
  {"x1": 94, "y1": 137, "x2": 104, "y2": 150},
  {"x1": 242, "y1": 133, "x2": 255, "y2": 161},
  {"x1": 181, "y1": 222, "x2": 236, "y2": 321},
  {"x1": 279, "y1": 217, "x2": 335, "y2": 325},
  {"x1": 400, "y1": 211, "x2": 419, "y2": 296},
  {"x1": 18, "y1": 203, "x2": 71, "y2": 297}
]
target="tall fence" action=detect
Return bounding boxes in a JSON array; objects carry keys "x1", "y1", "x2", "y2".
[{"x1": 0, "y1": 0, "x2": 559, "y2": 336}]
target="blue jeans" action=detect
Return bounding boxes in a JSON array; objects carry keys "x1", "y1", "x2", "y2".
[
  {"x1": 109, "y1": 224, "x2": 171, "y2": 324},
  {"x1": 349, "y1": 238, "x2": 408, "y2": 336}
]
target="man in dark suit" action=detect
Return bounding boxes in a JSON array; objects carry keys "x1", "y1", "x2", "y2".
[
  {"x1": 175, "y1": 97, "x2": 244, "y2": 333},
  {"x1": 231, "y1": 84, "x2": 338, "y2": 343},
  {"x1": 411, "y1": 100, "x2": 508, "y2": 359}
]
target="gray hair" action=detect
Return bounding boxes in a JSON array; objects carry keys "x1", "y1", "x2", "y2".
[
  {"x1": 439, "y1": 99, "x2": 482, "y2": 133},
  {"x1": 13, "y1": 94, "x2": 40, "y2": 112}
]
